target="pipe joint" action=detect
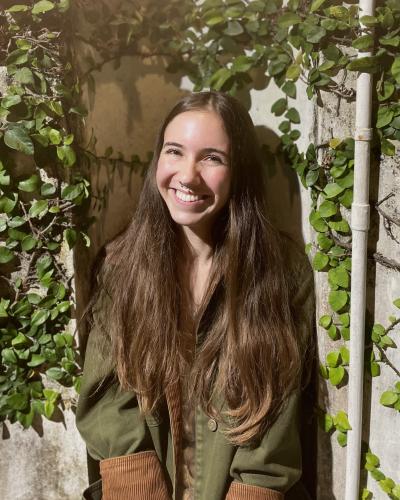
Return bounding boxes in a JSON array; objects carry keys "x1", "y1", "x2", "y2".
[
  {"x1": 351, "y1": 203, "x2": 370, "y2": 231},
  {"x1": 355, "y1": 128, "x2": 373, "y2": 141}
]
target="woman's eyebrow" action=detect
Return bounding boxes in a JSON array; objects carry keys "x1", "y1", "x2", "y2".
[{"x1": 163, "y1": 142, "x2": 228, "y2": 158}]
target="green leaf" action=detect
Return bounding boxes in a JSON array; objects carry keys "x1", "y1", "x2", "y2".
[
  {"x1": 6, "y1": 5, "x2": 30, "y2": 12},
  {"x1": 277, "y1": 12, "x2": 302, "y2": 28},
  {"x1": 334, "y1": 410, "x2": 351, "y2": 431},
  {"x1": 29, "y1": 199, "x2": 48, "y2": 218},
  {"x1": 14, "y1": 67, "x2": 35, "y2": 85},
  {"x1": 313, "y1": 252, "x2": 329, "y2": 271},
  {"x1": 336, "y1": 430, "x2": 347, "y2": 447},
  {"x1": 329, "y1": 366, "x2": 345, "y2": 386},
  {"x1": 44, "y1": 401, "x2": 55, "y2": 419},
  {"x1": 379, "y1": 478, "x2": 395, "y2": 494},
  {"x1": 18, "y1": 174, "x2": 40, "y2": 193},
  {"x1": 285, "y1": 107, "x2": 300, "y2": 124},
  {"x1": 2, "y1": 348, "x2": 17, "y2": 364},
  {"x1": 323, "y1": 183, "x2": 345, "y2": 198},
  {"x1": 282, "y1": 81, "x2": 296, "y2": 98},
  {"x1": 41, "y1": 183, "x2": 57, "y2": 197},
  {"x1": 309, "y1": 211, "x2": 328, "y2": 232},
  {"x1": 319, "y1": 200, "x2": 337, "y2": 218},
  {"x1": 393, "y1": 298, "x2": 400, "y2": 309},
  {"x1": 64, "y1": 228, "x2": 77, "y2": 249},
  {"x1": 223, "y1": 21, "x2": 244, "y2": 36},
  {"x1": 376, "y1": 107, "x2": 394, "y2": 128},
  {"x1": 4, "y1": 126, "x2": 34, "y2": 155},
  {"x1": 56, "y1": 145, "x2": 76, "y2": 167},
  {"x1": 322, "y1": 412, "x2": 334, "y2": 432},
  {"x1": 32, "y1": 0, "x2": 55, "y2": 15},
  {"x1": 378, "y1": 81, "x2": 395, "y2": 102},
  {"x1": 27, "y1": 354, "x2": 46, "y2": 367},
  {"x1": 352, "y1": 35, "x2": 374, "y2": 50},
  {"x1": 328, "y1": 266, "x2": 350, "y2": 288},
  {"x1": 21, "y1": 235, "x2": 37, "y2": 251},
  {"x1": 370, "y1": 361, "x2": 380, "y2": 377},
  {"x1": 305, "y1": 169, "x2": 319, "y2": 187},
  {"x1": 326, "y1": 350, "x2": 341, "y2": 368},
  {"x1": 341, "y1": 327, "x2": 350, "y2": 341},
  {"x1": 2, "y1": 95, "x2": 21, "y2": 110},
  {"x1": 0, "y1": 246, "x2": 14, "y2": 264},
  {"x1": 360, "y1": 15, "x2": 378, "y2": 26},
  {"x1": 286, "y1": 64, "x2": 301, "y2": 80},
  {"x1": 7, "y1": 392, "x2": 28, "y2": 410},
  {"x1": 381, "y1": 138, "x2": 395, "y2": 156},
  {"x1": 339, "y1": 346, "x2": 350, "y2": 365},
  {"x1": 31, "y1": 309, "x2": 50, "y2": 326},
  {"x1": 271, "y1": 98, "x2": 287, "y2": 116},
  {"x1": 329, "y1": 290, "x2": 348, "y2": 312},
  {"x1": 319, "y1": 315, "x2": 332, "y2": 329},
  {"x1": 46, "y1": 367, "x2": 64, "y2": 381},
  {"x1": 328, "y1": 219, "x2": 350, "y2": 233},
  {"x1": 347, "y1": 56, "x2": 380, "y2": 73},
  {"x1": 327, "y1": 324, "x2": 339, "y2": 340},
  {"x1": 380, "y1": 390, "x2": 398, "y2": 406},
  {"x1": 391, "y1": 57, "x2": 400, "y2": 83},
  {"x1": 310, "y1": 0, "x2": 327, "y2": 12},
  {"x1": 317, "y1": 233, "x2": 333, "y2": 251},
  {"x1": 339, "y1": 313, "x2": 350, "y2": 327},
  {"x1": 232, "y1": 55, "x2": 253, "y2": 73},
  {"x1": 366, "y1": 452, "x2": 380, "y2": 467}
]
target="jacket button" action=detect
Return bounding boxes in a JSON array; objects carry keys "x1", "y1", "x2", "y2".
[{"x1": 207, "y1": 418, "x2": 218, "y2": 432}]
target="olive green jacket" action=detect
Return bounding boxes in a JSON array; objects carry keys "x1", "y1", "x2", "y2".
[{"x1": 76, "y1": 244, "x2": 315, "y2": 500}]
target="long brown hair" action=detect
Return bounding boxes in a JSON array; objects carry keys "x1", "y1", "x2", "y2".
[{"x1": 88, "y1": 91, "x2": 308, "y2": 446}]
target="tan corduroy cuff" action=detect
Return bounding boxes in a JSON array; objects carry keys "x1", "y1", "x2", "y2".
[
  {"x1": 226, "y1": 481, "x2": 284, "y2": 500},
  {"x1": 100, "y1": 450, "x2": 171, "y2": 500}
]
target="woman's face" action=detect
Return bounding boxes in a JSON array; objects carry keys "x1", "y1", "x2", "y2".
[{"x1": 156, "y1": 109, "x2": 231, "y2": 236}]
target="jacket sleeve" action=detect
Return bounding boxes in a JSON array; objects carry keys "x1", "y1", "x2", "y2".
[
  {"x1": 226, "y1": 250, "x2": 315, "y2": 500},
  {"x1": 76, "y1": 284, "x2": 170, "y2": 500}
]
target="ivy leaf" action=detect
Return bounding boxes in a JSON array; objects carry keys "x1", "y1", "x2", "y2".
[
  {"x1": 334, "y1": 410, "x2": 351, "y2": 431},
  {"x1": 390, "y1": 57, "x2": 400, "y2": 83},
  {"x1": 0, "y1": 246, "x2": 14, "y2": 264},
  {"x1": 324, "y1": 183, "x2": 345, "y2": 198},
  {"x1": 317, "y1": 233, "x2": 333, "y2": 250},
  {"x1": 282, "y1": 81, "x2": 296, "y2": 98},
  {"x1": 14, "y1": 67, "x2": 35, "y2": 85},
  {"x1": 277, "y1": 12, "x2": 302, "y2": 28},
  {"x1": 336, "y1": 430, "x2": 347, "y2": 447},
  {"x1": 29, "y1": 199, "x2": 48, "y2": 218},
  {"x1": 376, "y1": 107, "x2": 394, "y2": 128},
  {"x1": 2, "y1": 95, "x2": 22, "y2": 108},
  {"x1": 286, "y1": 64, "x2": 301, "y2": 80},
  {"x1": 319, "y1": 200, "x2": 337, "y2": 218},
  {"x1": 271, "y1": 99, "x2": 287, "y2": 116},
  {"x1": 393, "y1": 298, "x2": 400, "y2": 309},
  {"x1": 329, "y1": 290, "x2": 348, "y2": 312},
  {"x1": 32, "y1": 1, "x2": 55, "y2": 15},
  {"x1": 347, "y1": 56, "x2": 380, "y2": 73},
  {"x1": 232, "y1": 55, "x2": 253, "y2": 73},
  {"x1": 329, "y1": 365, "x2": 345, "y2": 386},
  {"x1": 309, "y1": 210, "x2": 328, "y2": 232},
  {"x1": 352, "y1": 35, "x2": 374, "y2": 50},
  {"x1": 310, "y1": 0, "x2": 327, "y2": 12},
  {"x1": 326, "y1": 350, "x2": 341, "y2": 367},
  {"x1": 6, "y1": 5, "x2": 30, "y2": 12},
  {"x1": 223, "y1": 21, "x2": 244, "y2": 36},
  {"x1": 4, "y1": 126, "x2": 34, "y2": 155},
  {"x1": 313, "y1": 252, "x2": 329, "y2": 271},
  {"x1": 305, "y1": 169, "x2": 319, "y2": 187},
  {"x1": 31, "y1": 309, "x2": 50, "y2": 326},
  {"x1": 46, "y1": 367, "x2": 64, "y2": 381},
  {"x1": 27, "y1": 354, "x2": 46, "y2": 367},
  {"x1": 285, "y1": 107, "x2": 300, "y2": 123},
  {"x1": 18, "y1": 174, "x2": 40, "y2": 193},
  {"x1": 381, "y1": 138, "x2": 395, "y2": 156},
  {"x1": 56, "y1": 145, "x2": 76, "y2": 167},
  {"x1": 21, "y1": 235, "x2": 37, "y2": 251},
  {"x1": 328, "y1": 266, "x2": 350, "y2": 288},
  {"x1": 380, "y1": 390, "x2": 398, "y2": 407}
]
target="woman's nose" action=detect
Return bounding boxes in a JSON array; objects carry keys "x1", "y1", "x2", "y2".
[{"x1": 178, "y1": 156, "x2": 201, "y2": 186}]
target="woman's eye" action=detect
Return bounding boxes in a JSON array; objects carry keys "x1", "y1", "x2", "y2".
[
  {"x1": 205, "y1": 155, "x2": 223, "y2": 164},
  {"x1": 166, "y1": 148, "x2": 181, "y2": 156}
]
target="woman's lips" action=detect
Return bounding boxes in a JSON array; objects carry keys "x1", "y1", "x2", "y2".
[{"x1": 171, "y1": 188, "x2": 210, "y2": 205}]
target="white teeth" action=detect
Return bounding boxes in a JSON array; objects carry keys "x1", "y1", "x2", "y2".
[{"x1": 175, "y1": 190, "x2": 203, "y2": 202}]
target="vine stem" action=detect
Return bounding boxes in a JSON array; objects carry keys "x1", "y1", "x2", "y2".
[{"x1": 376, "y1": 344, "x2": 400, "y2": 378}]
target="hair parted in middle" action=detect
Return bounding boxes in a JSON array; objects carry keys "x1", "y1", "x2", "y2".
[{"x1": 88, "y1": 91, "x2": 307, "y2": 446}]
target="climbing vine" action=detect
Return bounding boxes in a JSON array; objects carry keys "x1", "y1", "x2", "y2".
[{"x1": 1, "y1": 0, "x2": 399, "y2": 497}]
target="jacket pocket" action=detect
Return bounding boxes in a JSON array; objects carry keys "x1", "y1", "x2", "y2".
[
  {"x1": 82, "y1": 478, "x2": 102, "y2": 500},
  {"x1": 100, "y1": 450, "x2": 171, "y2": 500}
]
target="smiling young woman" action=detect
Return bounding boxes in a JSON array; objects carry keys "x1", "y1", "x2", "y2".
[{"x1": 76, "y1": 91, "x2": 315, "y2": 500}]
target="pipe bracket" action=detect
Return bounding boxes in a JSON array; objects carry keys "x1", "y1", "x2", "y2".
[
  {"x1": 355, "y1": 128, "x2": 373, "y2": 141},
  {"x1": 351, "y1": 203, "x2": 370, "y2": 231}
]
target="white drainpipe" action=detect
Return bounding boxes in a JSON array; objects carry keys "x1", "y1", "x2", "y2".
[{"x1": 345, "y1": 0, "x2": 375, "y2": 498}]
